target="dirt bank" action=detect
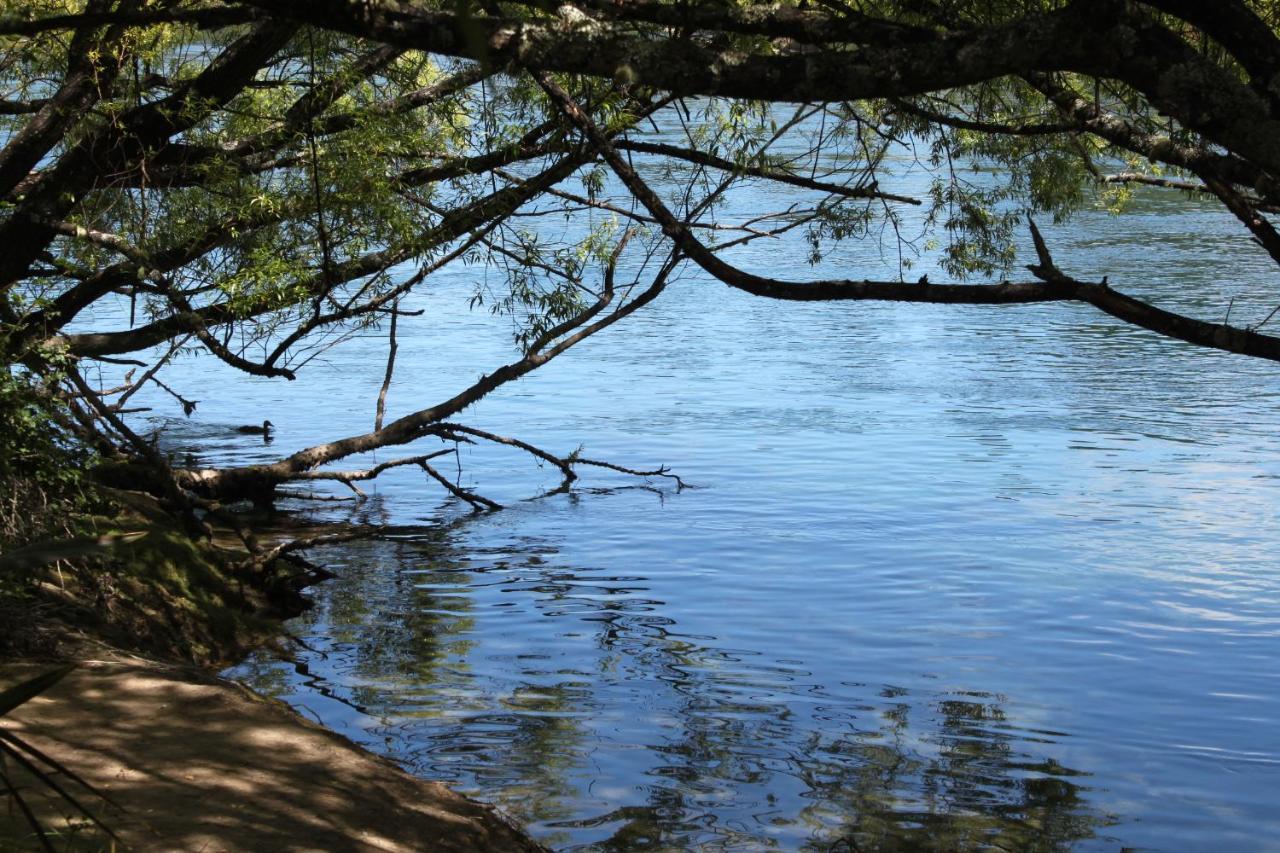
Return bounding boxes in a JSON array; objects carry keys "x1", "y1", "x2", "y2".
[{"x1": 0, "y1": 660, "x2": 548, "y2": 852}]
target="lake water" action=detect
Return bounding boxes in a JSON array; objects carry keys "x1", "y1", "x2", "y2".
[{"x1": 121, "y1": 148, "x2": 1280, "y2": 850}]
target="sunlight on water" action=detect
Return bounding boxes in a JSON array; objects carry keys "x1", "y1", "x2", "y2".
[{"x1": 170, "y1": 175, "x2": 1280, "y2": 850}]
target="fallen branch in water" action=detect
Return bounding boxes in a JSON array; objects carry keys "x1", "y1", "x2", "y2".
[
  {"x1": 288, "y1": 450, "x2": 456, "y2": 497},
  {"x1": 239, "y1": 526, "x2": 386, "y2": 574}
]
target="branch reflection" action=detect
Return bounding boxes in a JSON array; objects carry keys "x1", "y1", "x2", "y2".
[{"x1": 230, "y1": 527, "x2": 1115, "y2": 851}]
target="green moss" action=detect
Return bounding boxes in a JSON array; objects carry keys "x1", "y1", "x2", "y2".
[{"x1": 4, "y1": 489, "x2": 304, "y2": 667}]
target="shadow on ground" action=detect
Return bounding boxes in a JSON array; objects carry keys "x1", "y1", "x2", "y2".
[{"x1": 0, "y1": 661, "x2": 546, "y2": 852}]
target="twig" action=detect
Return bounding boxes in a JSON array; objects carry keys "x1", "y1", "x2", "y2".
[
  {"x1": 290, "y1": 449, "x2": 456, "y2": 495},
  {"x1": 1251, "y1": 302, "x2": 1280, "y2": 331},
  {"x1": 375, "y1": 302, "x2": 398, "y2": 431},
  {"x1": 241, "y1": 526, "x2": 386, "y2": 573},
  {"x1": 420, "y1": 461, "x2": 503, "y2": 511},
  {"x1": 436, "y1": 421, "x2": 577, "y2": 492},
  {"x1": 1101, "y1": 172, "x2": 1279, "y2": 212},
  {"x1": 574, "y1": 457, "x2": 687, "y2": 490},
  {"x1": 64, "y1": 368, "x2": 206, "y2": 534}
]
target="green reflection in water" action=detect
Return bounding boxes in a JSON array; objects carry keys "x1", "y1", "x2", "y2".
[{"x1": 234, "y1": 526, "x2": 1116, "y2": 851}]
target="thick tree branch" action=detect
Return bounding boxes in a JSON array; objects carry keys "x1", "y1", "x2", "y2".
[
  {"x1": 288, "y1": 450, "x2": 455, "y2": 497},
  {"x1": 0, "y1": 5, "x2": 258, "y2": 36},
  {"x1": 0, "y1": 1, "x2": 131, "y2": 198},
  {"x1": 178, "y1": 242, "x2": 681, "y2": 502},
  {"x1": 1027, "y1": 73, "x2": 1269, "y2": 193},
  {"x1": 1136, "y1": 0, "x2": 1280, "y2": 101},
  {"x1": 232, "y1": 1, "x2": 1125, "y2": 103},
  {"x1": 536, "y1": 70, "x2": 1280, "y2": 364},
  {"x1": 0, "y1": 21, "x2": 298, "y2": 289}
]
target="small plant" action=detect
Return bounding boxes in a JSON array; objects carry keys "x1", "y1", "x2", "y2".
[
  {"x1": 0, "y1": 666, "x2": 120, "y2": 851},
  {"x1": 0, "y1": 368, "x2": 96, "y2": 575}
]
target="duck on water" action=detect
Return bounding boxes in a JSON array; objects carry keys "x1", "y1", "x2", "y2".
[{"x1": 236, "y1": 419, "x2": 274, "y2": 437}]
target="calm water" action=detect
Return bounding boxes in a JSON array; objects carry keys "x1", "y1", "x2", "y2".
[{"x1": 116, "y1": 155, "x2": 1280, "y2": 850}]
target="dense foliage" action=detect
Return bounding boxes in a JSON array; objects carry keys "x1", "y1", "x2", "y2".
[
  {"x1": 2, "y1": 0, "x2": 1280, "y2": 515},
  {"x1": 0, "y1": 368, "x2": 92, "y2": 553}
]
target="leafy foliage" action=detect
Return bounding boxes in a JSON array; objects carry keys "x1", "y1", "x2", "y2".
[
  {"x1": 0, "y1": 367, "x2": 94, "y2": 559},
  {"x1": 0, "y1": 0, "x2": 1278, "y2": 517}
]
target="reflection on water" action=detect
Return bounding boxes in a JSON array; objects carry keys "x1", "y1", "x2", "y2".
[
  {"x1": 233, "y1": 532, "x2": 1112, "y2": 851},
  {"x1": 174, "y1": 173, "x2": 1280, "y2": 851}
]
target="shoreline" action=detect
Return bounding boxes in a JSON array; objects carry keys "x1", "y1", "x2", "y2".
[
  {"x1": 1, "y1": 490, "x2": 549, "y2": 851},
  {"x1": 0, "y1": 657, "x2": 549, "y2": 851}
]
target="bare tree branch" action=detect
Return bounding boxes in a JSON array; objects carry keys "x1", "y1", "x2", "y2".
[
  {"x1": 535, "y1": 70, "x2": 1280, "y2": 364},
  {"x1": 374, "y1": 305, "x2": 399, "y2": 431},
  {"x1": 420, "y1": 462, "x2": 503, "y2": 512}
]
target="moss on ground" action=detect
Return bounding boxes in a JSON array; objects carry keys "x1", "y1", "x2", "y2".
[{"x1": 1, "y1": 488, "x2": 304, "y2": 667}]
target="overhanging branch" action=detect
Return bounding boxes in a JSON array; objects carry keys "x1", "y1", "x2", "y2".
[{"x1": 536, "y1": 70, "x2": 1280, "y2": 364}]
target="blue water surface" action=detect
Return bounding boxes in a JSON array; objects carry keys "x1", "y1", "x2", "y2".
[{"x1": 107, "y1": 155, "x2": 1280, "y2": 850}]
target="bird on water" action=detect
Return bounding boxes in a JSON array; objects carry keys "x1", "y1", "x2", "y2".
[{"x1": 235, "y1": 419, "x2": 274, "y2": 436}]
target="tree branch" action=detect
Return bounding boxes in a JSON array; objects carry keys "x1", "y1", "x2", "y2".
[{"x1": 535, "y1": 70, "x2": 1280, "y2": 363}]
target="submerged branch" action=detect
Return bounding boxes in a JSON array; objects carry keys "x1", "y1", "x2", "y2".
[
  {"x1": 573, "y1": 457, "x2": 688, "y2": 490},
  {"x1": 240, "y1": 526, "x2": 386, "y2": 574},
  {"x1": 420, "y1": 461, "x2": 503, "y2": 511}
]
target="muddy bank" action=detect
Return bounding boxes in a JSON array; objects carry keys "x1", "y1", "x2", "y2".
[{"x1": 0, "y1": 660, "x2": 548, "y2": 851}]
